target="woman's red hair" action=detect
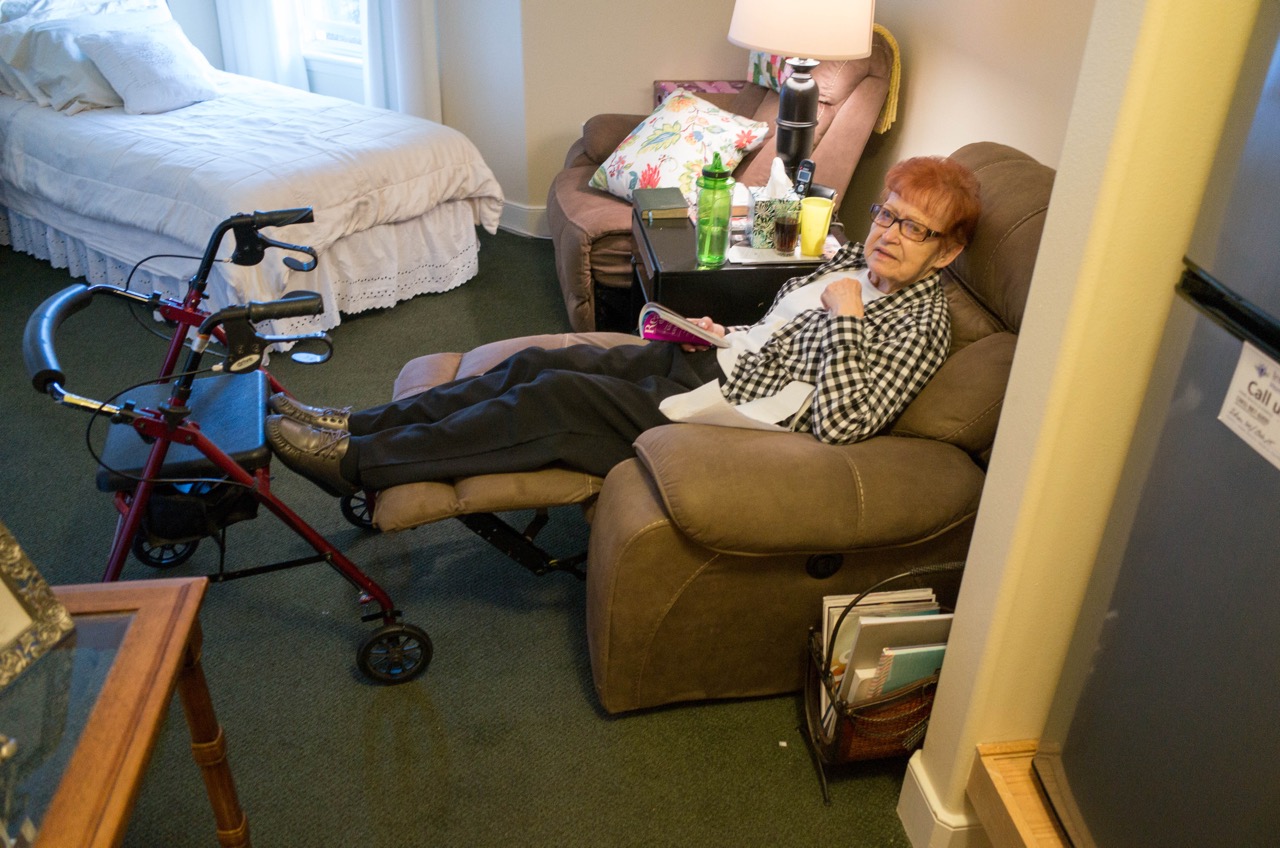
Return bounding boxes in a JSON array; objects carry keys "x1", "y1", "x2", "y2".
[{"x1": 881, "y1": 156, "x2": 982, "y2": 246}]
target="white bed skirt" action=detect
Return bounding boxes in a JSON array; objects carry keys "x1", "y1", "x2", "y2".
[{"x1": 1, "y1": 196, "x2": 482, "y2": 335}]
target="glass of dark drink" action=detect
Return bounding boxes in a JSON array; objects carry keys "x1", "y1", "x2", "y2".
[{"x1": 774, "y1": 206, "x2": 800, "y2": 254}]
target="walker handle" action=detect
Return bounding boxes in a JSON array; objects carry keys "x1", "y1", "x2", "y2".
[
  {"x1": 23, "y1": 284, "x2": 94, "y2": 394},
  {"x1": 251, "y1": 208, "x2": 314, "y2": 228},
  {"x1": 197, "y1": 290, "x2": 324, "y2": 334},
  {"x1": 182, "y1": 291, "x2": 326, "y2": 376},
  {"x1": 249, "y1": 289, "x2": 323, "y2": 322}
]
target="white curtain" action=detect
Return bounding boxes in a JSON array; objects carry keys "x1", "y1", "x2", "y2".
[
  {"x1": 214, "y1": 0, "x2": 309, "y2": 90},
  {"x1": 364, "y1": 0, "x2": 442, "y2": 122}
]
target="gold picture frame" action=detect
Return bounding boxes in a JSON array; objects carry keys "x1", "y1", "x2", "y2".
[{"x1": 0, "y1": 521, "x2": 74, "y2": 691}]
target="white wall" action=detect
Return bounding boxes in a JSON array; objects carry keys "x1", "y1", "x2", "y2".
[
  {"x1": 471, "y1": 0, "x2": 1097, "y2": 237},
  {"x1": 439, "y1": 0, "x2": 746, "y2": 235},
  {"x1": 841, "y1": 0, "x2": 1095, "y2": 232},
  {"x1": 168, "y1": 1, "x2": 1096, "y2": 237},
  {"x1": 167, "y1": 0, "x2": 224, "y2": 68},
  {"x1": 516, "y1": 0, "x2": 745, "y2": 233},
  {"x1": 436, "y1": 0, "x2": 529, "y2": 233}
]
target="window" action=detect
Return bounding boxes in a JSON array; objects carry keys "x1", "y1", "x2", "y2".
[{"x1": 293, "y1": 0, "x2": 363, "y2": 62}]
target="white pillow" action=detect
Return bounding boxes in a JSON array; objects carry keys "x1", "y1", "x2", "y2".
[
  {"x1": 20, "y1": 34, "x2": 120, "y2": 112},
  {"x1": 77, "y1": 19, "x2": 219, "y2": 114},
  {"x1": 0, "y1": 0, "x2": 165, "y2": 105},
  {"x1": 0, "y1": 50, "x2": 46, "y2": 103},
  {"x1": 6, "y1": 12, "x2": 155, "y2": 110},
  {"x1": 0, "y1": 0, "x2": 65, "y2": 23},
  {"x1": 0, "y1": 1, "x2": 38, "y2": 23},
  {"x1": 0, "y1": 0, "x2": 163, "y2": 24},
  {"x1": 0, "y1": 57, "x2": 24, "y2": 97}
]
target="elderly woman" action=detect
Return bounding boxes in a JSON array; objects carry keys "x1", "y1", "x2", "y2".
[{"x1": 266, "y1": 155, "x2": 982, "y2": 496}]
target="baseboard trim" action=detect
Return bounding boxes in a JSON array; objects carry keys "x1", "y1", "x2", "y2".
[
  {"x1": 499, "y1": 200, "x2": 550, "y2": 239},
  {"x1": 898, "y1": 752, "x2": 991, "y2": 848}
]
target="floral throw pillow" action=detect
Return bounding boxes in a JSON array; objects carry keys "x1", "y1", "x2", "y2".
[{"x1": 589, "y1": 88, "x2": 769, "y2": 203}]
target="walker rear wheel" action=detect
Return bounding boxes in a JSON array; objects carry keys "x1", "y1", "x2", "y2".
[
  {"x1": 340, "y1": 492, "x2": 375, "y2": 530},
  {"x1": 132, "y1": 534, "x2": 199, "y2": 568},
  {"x1": 357, "y1": 623, "x2": 432, "y2": 684}
]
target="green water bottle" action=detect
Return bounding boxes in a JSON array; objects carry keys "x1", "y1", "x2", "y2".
[{"x1": 695, "y1": 152, "x2": 734, "y2": 267}]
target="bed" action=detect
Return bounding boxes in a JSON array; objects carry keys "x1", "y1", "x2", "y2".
[{"x1": 0, "y1": 1, "x2": 504, "y2": 334}]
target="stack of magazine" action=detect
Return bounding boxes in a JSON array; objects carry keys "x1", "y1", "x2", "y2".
[{"x1": 818, "y1": 589, "x2": 953, "y2": 736}]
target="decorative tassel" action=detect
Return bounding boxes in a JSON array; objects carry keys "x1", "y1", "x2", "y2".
[{"x1": 873, "y1": 24, "x2": 901, "y2": 134}]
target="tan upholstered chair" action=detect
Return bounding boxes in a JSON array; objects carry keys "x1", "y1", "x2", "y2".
[
  {"x1": 378, "y1": 142, "x2": 1053, "y2": 713},
  {"x1": 546, "y1": 28, "x2": 901, "y2": 332}
]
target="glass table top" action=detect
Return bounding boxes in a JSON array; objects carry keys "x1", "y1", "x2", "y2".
[{"x1": 0, "y1": 613, "x2": 133, "y2": 845}]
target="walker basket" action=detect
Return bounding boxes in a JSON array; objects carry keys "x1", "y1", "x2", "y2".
[{"x1": 140, "y1": 481, "x2": 260, "y2": 546}]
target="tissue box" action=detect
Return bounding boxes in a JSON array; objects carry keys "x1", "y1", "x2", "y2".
[{"x1": 749, "y1": 194, "x2": 802, "y2": 249}]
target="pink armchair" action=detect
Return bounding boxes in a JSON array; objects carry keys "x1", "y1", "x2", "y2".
[{"x1": 545, "y1": 28, "x2": 900, "y2": 332}]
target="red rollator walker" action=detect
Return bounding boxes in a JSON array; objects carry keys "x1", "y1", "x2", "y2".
[{"x1": 22, "y1": 208, "x2": 430, "y2": 684}]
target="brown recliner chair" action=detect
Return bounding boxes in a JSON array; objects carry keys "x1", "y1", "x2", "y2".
[
  {"x1": 377, "y1": 142, "x2": 1053, "y2": 714},
  {"x1": 546, "y1": 28, "x2": 900, "y2": 332}
]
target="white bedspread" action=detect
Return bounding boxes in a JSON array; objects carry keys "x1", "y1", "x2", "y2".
[{"x1": 0, "y1": 70, "x2": 504, "y2": 322}]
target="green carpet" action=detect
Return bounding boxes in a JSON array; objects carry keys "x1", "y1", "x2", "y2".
[{"x1": 0, "y1": 231, "x2": 911, "y2": 847}]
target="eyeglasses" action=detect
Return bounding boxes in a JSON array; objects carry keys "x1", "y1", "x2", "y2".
[{"x1": 869, "y1": 204, "x2": 943, "y2": 243}]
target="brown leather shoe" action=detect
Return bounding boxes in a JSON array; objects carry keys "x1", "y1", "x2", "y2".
[
  {"x1": 268, "y1": 392, "x2": 351, "y2": 431},
  {"x1": 265, "y1": 415, "x2": 358, "y2": 496}
]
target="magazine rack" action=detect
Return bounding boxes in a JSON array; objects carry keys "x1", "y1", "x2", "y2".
[
  {"x1": 802, "y1": 629, "x2": 939, "y2": 802},
  {"x1": 798, "y1": 563, "x2": 964, "y2": 803}
]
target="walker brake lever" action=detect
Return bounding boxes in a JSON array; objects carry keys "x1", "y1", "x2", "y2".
[
  {"x1": 230, "y1": 224, "x2": 266, "y2": 266},
  {"x1": 217, "y1": 326, "x2": 332, "y2": 372},
  {"x1": 220, "y1": 317, "x2": 267, "y2": 373},
  {"x1": 261, "y1": 331, "x2": 333, "y2": 364},
  {"x1": 257, "y1": 234, "x2": 318, "y2": 272}
]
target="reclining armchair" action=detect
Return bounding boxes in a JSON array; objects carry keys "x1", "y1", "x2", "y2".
[
  {"x1": 546, "y1": 28, "x2": 900, "y2": 332},
  {"x1": 376, "y1": 142, "x2": 1053, "y2": 714}
]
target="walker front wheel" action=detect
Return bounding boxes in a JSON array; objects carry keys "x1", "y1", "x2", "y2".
[{"x1": 357, "y1": 623, "x2": 432, "y2": 684}]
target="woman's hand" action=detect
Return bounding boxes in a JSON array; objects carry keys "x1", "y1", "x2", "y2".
[
  {"x1": 820, "y1": 277, "x2": 865, "y2": 318},
  {"x1": 681, "y1": 316, "x2": 726, "y2": 352}
]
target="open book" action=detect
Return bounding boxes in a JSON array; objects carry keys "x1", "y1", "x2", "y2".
[{"x1": 638, "y1": 302, "x2": 729, "y2": 348}]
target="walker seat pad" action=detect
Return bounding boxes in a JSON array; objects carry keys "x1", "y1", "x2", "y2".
[{"x1": 95, "y1": 371, "x2": 270, "y2": 492}]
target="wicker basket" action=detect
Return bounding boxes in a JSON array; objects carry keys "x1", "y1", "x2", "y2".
[
  {"x1": 800, "y1": 628, "x2": 942, "y2": 802},
  {"x1": 798, "y1": 564, "x2": 961, "y2": 802},
  {"x1": 803, "y1": 629, "x2": 938, "y2": 763}
]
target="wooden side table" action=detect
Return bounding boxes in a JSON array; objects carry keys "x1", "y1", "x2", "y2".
[
  {"x1": 631, "y1": 209, "x2": 837, "y2": 326},
  {"x1": 0, "y1": 577, "x2": 248, "y2": 847}
]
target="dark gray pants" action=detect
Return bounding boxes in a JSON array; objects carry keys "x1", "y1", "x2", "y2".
[{"x1": 347, "y1": 343, "x2": 721, "y2": 489}]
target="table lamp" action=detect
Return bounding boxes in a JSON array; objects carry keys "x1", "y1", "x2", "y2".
[{"x1": 728, "y1": 0, "x2": 876, "y2": 176}]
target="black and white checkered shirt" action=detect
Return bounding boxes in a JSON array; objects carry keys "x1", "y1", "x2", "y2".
[{"x1": 720, "y1": 241, "x2": 951, "y2": 444}]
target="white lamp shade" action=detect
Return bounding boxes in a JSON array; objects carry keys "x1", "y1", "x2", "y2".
[{"x1": 727, "y1": 0, "x2": 875, "y2": 60}]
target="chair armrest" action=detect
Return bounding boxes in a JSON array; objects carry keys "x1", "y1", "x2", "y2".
[
  {"x1": 569, "y1": 113, "x2": 649, "y2": 168},
  {"x1": 632, "y1": 426, "x2": 985, "y2": 554}
]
